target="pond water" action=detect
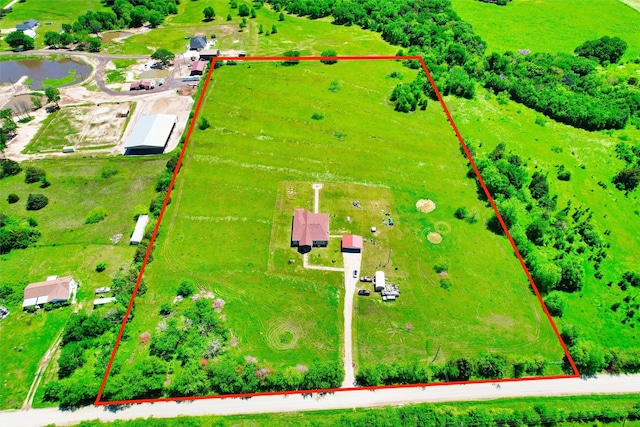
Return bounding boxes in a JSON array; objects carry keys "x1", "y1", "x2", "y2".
[
  {"x1": 0, "y1": 58, "x2": 91, "y2": 90},
  {"x1": 102, "y1": 31, "x2": 133, "y2": 43}
]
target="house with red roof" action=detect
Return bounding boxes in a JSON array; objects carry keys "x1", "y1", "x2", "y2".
[{"x1": 291, "y1": 209, "x2": 329, "y2": 249}]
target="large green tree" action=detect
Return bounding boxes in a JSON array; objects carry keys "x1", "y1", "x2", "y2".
[
  {"x1": 151, "y1": 48, "x2": 175, "y2": 67},
  {"x1": 4, "y1": 31, "x2": 34, "y2": 51}
]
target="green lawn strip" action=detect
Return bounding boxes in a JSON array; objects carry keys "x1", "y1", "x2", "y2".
[
  {"x1": 24, "y1": 107, "x2": 80, "y2": 153},
  {"x1": 63, "y1": 394, "x2": 640, "y2": 426},
  {"x1": 0, "y1": 157, "x2": 166, "y2": 409},
  {"x1": 111, "y1": 59, "x2": 138, "y2": 69},
  {"x1": 448, "y1": 88, "x2": 640, "y2": 351},
  {"x1": 451, "y1": 0, "x2": 640, "y2": 60}
]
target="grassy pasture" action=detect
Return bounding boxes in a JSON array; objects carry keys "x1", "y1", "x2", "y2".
[
  {"x1": 0, "y1": 157, "x2": 165, "y2": 409},
  {"x1": 451, "y1": 0, "x2": 640, "y2": 60},
  {"x1": 447, "y1": 88, "x2": 640, "y2": 350},
  {"x1": 104, "y1": 0, "x2": 394, "y2": 57},
  {"x1": 108, "y1": 60, "x2": 565, "y2": 394},
  {"x1": 0, "y1": 0, "x2": 105, "y2": 49}
]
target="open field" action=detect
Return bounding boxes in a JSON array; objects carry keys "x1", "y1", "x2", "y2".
[
  {"x1": 0, "y1": 0, "x2": 105, "y2": 48},
  {"x1": 25, "y1": 103, "x2": 132, "y2": 153},
  {"x1": 447, "y1": 88, "x2": 640, "y2": 351},
  {"x1": 103, "y1": 0, "x2": 394, "y2": 57},
  {"x1": 104, "y1": 59, "x2": 566, "y2": 400},
  {"x1": 0, "y1": 156, "x2": 166, "y2": 409},
  {"x1": 451, "y1": 0, "x2": 640, "y2": 60}
]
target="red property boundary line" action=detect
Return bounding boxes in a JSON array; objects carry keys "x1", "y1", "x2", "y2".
[{"x1": 95, "y1": 55, "x2": 579, "y2": 406}]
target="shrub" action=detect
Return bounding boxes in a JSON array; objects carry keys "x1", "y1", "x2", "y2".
[
  {"x1": 85, "y1": 207, "x2": 108, "y2": 224},
  {"x1": 7, "y1": 193, "x2": 19, "y2": 203},
  {"x1": 282, "y1": 50, "x2": 300, "y2": 66},
  {"x1": 320, "y1": 49, "x2": 338, "y2": 65},
  {"x1": 159, "y1": 302, "x2": 172, "y2": 316},
  {"x1": 0, "y1": 159, "x2": 22, "y2": 179},
  {"x1": 155, "y1": 170, "x2": 173, "y2": 193},
  {"x1": 311, "y1": 112, "x2": 324, "y2": 120},
  {"x1": 557, "y1": 170, "x2": 571, "y2": 181},
  {"x1": 177, "y1": 280, "x2": 196, "y2": 297},
  {"x1": 96, "y1": 262, "x2": 107, "y2": 272},
  {"x1": 454, "y1": 206, "x2": 467, "y2": 219},
  {"x1": 24, "y1": 167, "x2": 46, "y2": 184},
  {"x1": 100, "y1": 164, "x2": 119, "y2": 179},
  {"x1": 150, "y1": 195, "x2": 170, "y2": 217},
  {"x1": 544, "y1": 292, "x2": 566, "y2": 317},
  {"x1": 39, "y1": 176, "x2": 51, "y2": 188},
  {"x1": 27, "y1": 217, "x2": 37, "y2": 227},
  {"x1": 198, "y1": 117, "x2": 210, "y2": 130},
  {"x1": 26, "y1": 193, "x2": 48, "y2": 210}
]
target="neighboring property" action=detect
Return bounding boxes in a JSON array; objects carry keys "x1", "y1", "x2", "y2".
[
  {"x1": 291, "y1": 209, "x2": 329, "y2": 248},
  {"x1": 123, "y1": 114, "x2": 177, "y2": 155},
  {"x1": 130, "y1": 214, "x2": 150, "y2": 245},
  {"x1": 190, "y1": 60, "x2": 207, "y2": 76},
  {"x1": 22, "y1": 276, "x2": 77, "y2": 309},
  {"x1": 16, "y1": 19, "x2": 39, "y2": 31},
  {"x1": 373, "y1": 271, "x2": 385, "y2": 292},
  {"x1": 198, "y1": 49, "x2": 220, "y2": 60},
  {"x1": 189, "y1": 36, "x2": 207, "y2": 51},
  {"x1": 341, "y1": 234, "x2": 363, "y2": 253}
]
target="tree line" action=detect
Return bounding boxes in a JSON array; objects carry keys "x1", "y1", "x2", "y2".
[{"x1": 267, "y1": 0, "x2": 639, "y2": 131}]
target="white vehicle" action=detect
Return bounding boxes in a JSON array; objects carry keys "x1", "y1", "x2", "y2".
[
  {"x1": 158, "y1": 78, "x2": 165, "y2": 86},
  {"x1": 150, "y1": 80, "x2": 156, "y2": 89}
]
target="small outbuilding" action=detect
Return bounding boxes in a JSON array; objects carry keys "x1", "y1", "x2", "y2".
[
  {"x1": 190, "y1": 60, "x2": 207, "y2": 76},
  {"x1": 130, "y1": 215, "x2": 150, "y2": 245},
  {"x1": 23, "y1": 276, "x2": 77, "y2": 309},
  {"x1": 93, "y1": 297, "x2": 117, "y2": 307},
  {"x1": 16, "y1": 19, "x2": 39, "y2": 31},
  {"x1": 373, "y1": 271, "x2": 385, "y2": 292},
  {"x1": 123, "y1": 114, "x2": 177, "y2": 155},
  {"x1": 341, "y1": 234, "x2": 363, "y2": 253},
  {"x1": 189, "y1": 36, "x2": 207, "y2": 51},
  {"x1": 199, "y1": 49, "x2": 220, "y2": 60}
]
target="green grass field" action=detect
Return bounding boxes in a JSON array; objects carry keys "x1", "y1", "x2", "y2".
[
  {"x1": 447, "y1": 87, "x2": 640, "y2": 351},
  {"x1": 103, "y1": 0, "x2": 394, "y2": 56},
  {"x1": 451, "y1": 0, "x2": 640, "y2": 60},
  {"x1": 106, "y1": 59, "x2": 566, "y2": 397},
  {"x1": 0, "y1": 0, "x2": 105, "y2": 49},
  {"x1": 0, "y1": 157, "x2": 165, "y2": 409}
]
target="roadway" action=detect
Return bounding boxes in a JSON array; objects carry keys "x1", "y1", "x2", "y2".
[{"x1": 0, "y1": 374, "x2": 638, "y2": 427}]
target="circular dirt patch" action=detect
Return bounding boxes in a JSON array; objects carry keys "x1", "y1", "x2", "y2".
[
  {"x1": 416, "y1": 199, "x2": 436, "y2": 213},
  {"x1": 266, "y1": 322, "x2": 302, "y2": 350},
  {"x1": 427, "y1": 232, "x2": 443, "y2": 244},
  {"x1": 434, "y1": 221, "x2": 452, "y2": 235}
]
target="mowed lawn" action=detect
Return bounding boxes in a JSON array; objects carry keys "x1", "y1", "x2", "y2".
[
  {"x1": 0, "y1": 157, "x2": 165, "y2": 409},
  {"x1": 451, "y1": 0, "x2": 640, "y2": 59},
  {"x1": 111, "y1": 60, "x2": 565, "y2": 384},
  {"x1": 448, "y1": 90, "x2": 640, "y2": 351},
  {"x1": 104, "y1": 0, "x2": 394, "y2": 56}
]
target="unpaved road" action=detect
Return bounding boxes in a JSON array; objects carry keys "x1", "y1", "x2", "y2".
[
  {"x1": 0, "y1": 374, "x2": 638, "y2": 427},
  {"x1": 341, "y1": 251, "x2": 362, "y2": 388}
]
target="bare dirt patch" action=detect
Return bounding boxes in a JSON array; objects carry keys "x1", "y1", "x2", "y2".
[
  {"x1": 427, "y1": 232, "x2": 442, "y2": 244},
  {"x1": 416, "y1": 199, "x2": 436, "y2": 213}
]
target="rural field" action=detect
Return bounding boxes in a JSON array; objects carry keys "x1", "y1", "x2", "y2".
[
  {"x1": 105, "y1": 58, "x2": 566, "y2": 399},
  {"x1": 451, "y1": 0, "x2": 640, "y2": 60},
  {"x1": 0, "y1": 157, "x2": 165, "y2": 409},
  {"x1": 447, "y1": 88, "x2": 640, "y2": 352},
  {"x1": 102, "y1": 0, "x2": 395, "y2": 57}
]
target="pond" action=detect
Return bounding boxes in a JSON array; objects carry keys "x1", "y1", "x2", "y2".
[
  {"x1": 0, "y1": 58, "x2": 91, "y2": 90},
  {"x1": 102, "y1": 31, "x2": 133, "y2": 43}
]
